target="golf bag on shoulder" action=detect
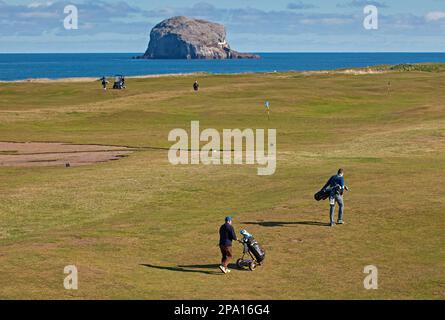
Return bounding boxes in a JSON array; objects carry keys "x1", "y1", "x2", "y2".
[
  {"x1": 314, "y1": 188, "x2": 331, "y2": 201},
  {"x1": 314, "y1": 184, "x2": 344, "y2": 201}
]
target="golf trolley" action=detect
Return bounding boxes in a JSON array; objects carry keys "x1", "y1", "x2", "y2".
[
  {"x1": 113, "y1": 75, "x2": 126, "y2": 89},
  {"x1": 236, "y1": 230, "x2": 265, "y2": 271}
]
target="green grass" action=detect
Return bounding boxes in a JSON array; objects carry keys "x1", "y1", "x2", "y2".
[
  {"x1": 340, "y1": 62, "x2": 445, "y2": 73},
  {"x1": 0, "y1": 66, "x2": 444, "y2": 299},
  {"x1": 388, "y1": 63, "x2": 445, "y2": 72}
]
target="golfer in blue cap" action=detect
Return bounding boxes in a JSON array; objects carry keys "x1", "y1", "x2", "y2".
[{"x1": 219, "y1": 216, "x2": 238, "y2": 274}]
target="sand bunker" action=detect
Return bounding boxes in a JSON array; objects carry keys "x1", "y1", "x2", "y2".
[{"x1": 0, "y1": 142, "x2": 134, "y2": 167}]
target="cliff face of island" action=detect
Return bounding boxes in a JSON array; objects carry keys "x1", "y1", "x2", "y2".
[{"x1": 138, "y1": 16, "x2": 260, "y2": 60}]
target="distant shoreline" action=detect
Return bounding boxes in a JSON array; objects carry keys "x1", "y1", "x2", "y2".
[
  {"x1": 0, "y1": 73, "x2": 206, "y2": 83},
  {"x1": 0, "y1": 69, "x2": 391, "y2": 83},
  {"x1": 1, "y1": 53, "x2": 445, "y2": 83}
]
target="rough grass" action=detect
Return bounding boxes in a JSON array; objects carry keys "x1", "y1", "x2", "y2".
[
  {"x1": 0, "y1": 67, "x2": 444, "y2": 299},
  {"x1": 388, "y1": 63, "x2": 445, "y2": 72}
]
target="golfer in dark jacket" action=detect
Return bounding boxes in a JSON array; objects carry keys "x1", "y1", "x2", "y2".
[
  {"x1": 323, "y1": 168, "x2": 349, "y2": 227},
  {"x1": 219, "y1": 216, "x2": 237, "y2": 274},
  {"x1": 100, "y1": 77, "x2": 108, "y2": 90}
]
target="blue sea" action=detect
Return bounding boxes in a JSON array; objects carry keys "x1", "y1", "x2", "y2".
[{"x1": 1, "y1": 52, "x2": 445, "y2": 81}]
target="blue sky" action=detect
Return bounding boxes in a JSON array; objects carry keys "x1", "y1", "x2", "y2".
[{"x1": 1, "y1": 0, "x2": 445, "y2": 52}]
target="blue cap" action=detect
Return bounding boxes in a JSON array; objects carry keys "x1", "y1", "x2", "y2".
[{"x1": 225, "y1": 216, "x2": 233, "y2": 222}]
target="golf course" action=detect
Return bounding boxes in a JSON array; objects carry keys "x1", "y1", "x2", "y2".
[{"x1": 0, "y1": 64, "x2": 444, "y2": 299}]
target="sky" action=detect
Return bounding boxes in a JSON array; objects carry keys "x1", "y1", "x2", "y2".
[{"x1": 1, "y1": 0, "x2": 445, "y2": 53}]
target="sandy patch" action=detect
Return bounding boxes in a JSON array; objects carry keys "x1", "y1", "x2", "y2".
[
  {"x1": 0, "y1": 73, "x2": 204, "y2": 83},
  {"x1": 0, "y1": 68, "x2": 390, "y2": 83},
  {"x1": 337, "y1": 69, "x2": 387, "y2": 75},
  {"x1": 0, "y1": 142, "x2": 134, "y2": 167},
  {"x1": 302, "y1": 69, "x2": 387, "y2": 76}
]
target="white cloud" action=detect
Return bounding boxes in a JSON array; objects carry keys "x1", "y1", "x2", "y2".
[
  {"x1": 1, "y1": 0, "x2": 444, "y2": 52},
  {"x1": 337, "y1": 0, "x2": 388, "y2": 8},
  {"x1": 301, "y1": 17, "x2": 354, "y2": 25},
  {"x1": 28, "y1": 1, "x2": 54, "y2": 9},
  {"x1": 19, "y1": 11, "x2": 58, "y2": 18},
  {"x1": 287, "y1": 1, "x2": 317, "y2": 10},
  {"x1": 425, "y1": 11, "x2": 445, "y2": 22}
]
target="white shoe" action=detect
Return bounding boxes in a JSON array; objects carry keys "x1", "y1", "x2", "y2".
[
  {"x1": 226, "y1": 268, "x2": 231, "y2": 273},
  {"x1": 219, "y1": 265, "x2": 227, "y2": 274}
]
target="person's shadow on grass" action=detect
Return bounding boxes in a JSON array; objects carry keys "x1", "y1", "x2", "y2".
[
  {"x1": 243, "y1": 221, "x2": 330, "y2": 227},
  {"x1": 141, "y1": 263, "x2": 234, "y2": 275}
]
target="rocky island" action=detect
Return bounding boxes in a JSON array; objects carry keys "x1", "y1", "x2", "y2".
[{"x1": 137, "y1": 16, "x2": 259, "y2": 60}]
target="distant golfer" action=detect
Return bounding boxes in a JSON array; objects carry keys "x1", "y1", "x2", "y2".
[
  {"x1": 264, "y1": 101, "x2": 270, "y2": 120},
  {"x1": 219, "y1": 216, "x2": 238, "y2": 274},
  {"x1": 100, "y1": 77, "x2": 108, "y2": 90},
  {"x1": 322, "y1": 169, "x2": 349, "y2": 227},
  {"x1": 193, "y1": 80, "x2": 199, "y2": 92}
]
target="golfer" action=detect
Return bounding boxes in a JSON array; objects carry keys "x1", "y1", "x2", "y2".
[
  {"x1": 322, "y1": 169, "x2": 349, "y2": 227},
  {"x1": 100, "y1": 76, "x2": 108, "y2": 90},
  {"x1": 219, "y1": 216, "x2": 238, "y2": 274},
  {"x1": 193, "y1": 80, "x2": 199, "y2": 92}
]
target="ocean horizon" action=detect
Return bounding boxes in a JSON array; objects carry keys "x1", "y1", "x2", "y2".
[{"x1": 1, "y1": 52, "x2": 445, "y2": 81}]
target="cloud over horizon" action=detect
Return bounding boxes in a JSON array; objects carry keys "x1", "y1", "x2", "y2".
[
  {"x1": 337, "y1": 0, "x2": 389, "y2": 8},
  {"x1": 287, "y1": 1, "x2": 318, "y2": 10},
  {"x1": 0, "y1": 0, "x2": 444, "y2": 52}
]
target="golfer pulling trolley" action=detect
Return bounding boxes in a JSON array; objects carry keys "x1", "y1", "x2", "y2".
[
  {"x1": 219, "y1": 216, "x2": 237, "y2": 274},
  {"x1": 218, "y1": 216, "x2": 266, "y2": 274}
]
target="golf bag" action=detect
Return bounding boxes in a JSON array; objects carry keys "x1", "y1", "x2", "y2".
[
  {"x1": 314, "y1": 184, "x2": 344, "y2": 201},
  {"x1": 237, "y1": 230, "x2": 265, "y2": 271},
  {"x1": 314, "y1": 188, "x2": 330, "y2": 201},
  {"x1": 246, "y1": 237, "x2": 265, "y2": 263}
]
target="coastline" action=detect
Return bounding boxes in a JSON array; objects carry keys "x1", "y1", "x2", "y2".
[
  {"x1": 2, "y1": 52, "x2": 445, "y2": 83},
  {"x1": 0, "y1": 68, "x2": 389, "y2": 83},
  {"x1": 0, "y1": 72, "x2": 207, "y2": 83},
  {"x1": 2, "y1": 61, "x2": 445, "y2": 83}
]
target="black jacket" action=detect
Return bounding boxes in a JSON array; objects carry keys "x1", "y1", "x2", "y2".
[{"x1": 219, "y1": 223, "x2": 237, "y2": 246}]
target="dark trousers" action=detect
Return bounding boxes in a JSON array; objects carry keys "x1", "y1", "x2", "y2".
[{"x1": 220, "y1": 245, "x2": 233, "y2": 268}]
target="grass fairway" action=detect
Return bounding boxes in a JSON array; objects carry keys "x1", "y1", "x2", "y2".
[{"x1": 0, "y1": 68, "x2": 444, "y2": 299}]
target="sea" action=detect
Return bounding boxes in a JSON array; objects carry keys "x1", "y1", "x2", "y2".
[{"x1": 1, "y1": 52, "x2": 445, "y2": 81}]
